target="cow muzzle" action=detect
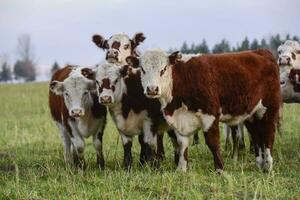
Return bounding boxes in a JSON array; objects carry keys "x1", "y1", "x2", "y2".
[
  {"x1": 278, "y1": 56, "x2": 291, "y2": 66},
  {"x1": 100, "y1": 95, "x2": 113, "y2": 104},
  {"x1": 145, "y1": 85, "x2": 160, "y2": 98},
  {"x1": 70, "y1": 108, "x2": 84, "y2": 118},
  {"x1": 106, "y1": 50, "x2": 119, "y2": 62}
]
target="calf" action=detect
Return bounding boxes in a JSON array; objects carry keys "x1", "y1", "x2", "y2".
[
  {"x1": 278, "y1": 40, "x2": 300, "y2": 102},
  {"x1": 127, "y1": 49, "x2": 281, "y2": 172},
  {"x1": 95, "y1": 63, "x2": 171, "y2": 169},
  {"x1": 49, "y1": 65, "x2": 107, "y2": 169}
]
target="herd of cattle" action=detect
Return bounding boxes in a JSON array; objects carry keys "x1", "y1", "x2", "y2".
[{"x1": 48, "y1": 33, "x2": 300, "y2": 173}]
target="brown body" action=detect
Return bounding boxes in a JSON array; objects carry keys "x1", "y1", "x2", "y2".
[{"x1": 165, "y1": 49, "x2": 280, "y2": 171}]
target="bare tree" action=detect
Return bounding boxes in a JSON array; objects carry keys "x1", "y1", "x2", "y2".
[{"x1": 14, "y1": 34, "x2": 36, "y2": 81}]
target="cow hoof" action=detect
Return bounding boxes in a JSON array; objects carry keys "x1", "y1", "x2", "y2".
[
  {"x1": 216, "y1": 169, "x2": 224, "y2": 175},
  {"x1": 256, "y1": 156, "x2": 264, "y2": 169},
  {"x1": 262, "y1": 159, "x2": 273, "y2": 172}
]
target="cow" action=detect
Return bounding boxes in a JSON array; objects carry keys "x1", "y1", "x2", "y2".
[
  {"x1": 49, "y1": 65, "x2": 107, "y2": 170},
  {"x1": 126, "y1": 49, "x2": 281, "y2": 172},
  {"x1": 95, "y1": 63, "x2": 174, "y2": 170},
  {"x1": 278, "y1": 40, "x2": 300, "y2": 103}
]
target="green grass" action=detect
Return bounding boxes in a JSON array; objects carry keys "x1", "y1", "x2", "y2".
[{"x1": 0, "y1": 82, "x2": 300, "y2": 200}]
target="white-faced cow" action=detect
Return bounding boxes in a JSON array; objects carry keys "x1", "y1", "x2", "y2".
[
  {"x1": 92, "y1": 32, "x2": 145, "y2": 65},
  {"x1": 49, "y1": 65, "x2": 107, "y2": 170},
  {"x1": 95, "y1": 63, "x2": 173, "y2": 169},
  {"x1": 126, "y1": 49, "x2": 281, "y2": 172},
  {"x1": 278, "y1": 40, "x2": 300, "y2": 103}
]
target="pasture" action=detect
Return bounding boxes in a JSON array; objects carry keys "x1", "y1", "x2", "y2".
[{"x1": 0, "y1": 82, "x2": 300, "y2": 199}]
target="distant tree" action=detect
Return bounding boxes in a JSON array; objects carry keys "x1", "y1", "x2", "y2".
[
  {"x1": 260, "y1": 38, "x2": 269, "y2": 49},
  {"x1": 212, "y1": 39, "x2": 231, "y2": 53},
  {"x1": 180, "y1": 42, "x2": 189, "y2": 54},
  {"x1": 51, "y1": 61, "x2": 60, "y2": 74},
  {"x1": 269, "y1": 34, "x2": 282, "y2": 52},
  {"x1": 15, "y1": 34, "x2": 36, "y2": 81},
  {"x1": 250, "y1": 39, "x2": 260, "y2": 50},
  {"x1": 0, "y1": 62, "x2": 12, "y2": 82},
  {"x1": 195, "y1": 39, "x2": 210, "y2": 54},
  {"x1": 14, "y1": 59, "x2": 36, "y2": 81},
  {"x1": 238, "y1": 37, "x2": 250, "y2": 51},
  {"x1": 292, "y1": 35, "x2": 300, "y2": 42}
]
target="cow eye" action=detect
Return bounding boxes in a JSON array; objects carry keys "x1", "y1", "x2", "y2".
[
  {"x1": 140, "y1": 67, "x2": 146, "y2": 74},
  {"x1": 124, "y1": 44, "x2": 130, "y2": 50},
  {"x1": 160, "y1": 65, "x2": 167, "y2": 76},
  {"x1": 83, "y1": 91, "x2": 89, "y2": 95},
  {"x1": 114, "y1": 79, "x2": 118, "y2": 84},
  {"x1": 278, "y1": 50, "x2": 282, "y2": 54},
  {"x1": 64, "y1": 92, "x2": 69, "y2": 97}
]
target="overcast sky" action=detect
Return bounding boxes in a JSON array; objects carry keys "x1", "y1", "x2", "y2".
[{"x1": 0, "y1": 0, "x2": 299, "y2": 75}]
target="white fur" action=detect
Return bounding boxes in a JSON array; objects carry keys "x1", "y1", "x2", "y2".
[
  {"x1": 220, "y1": 100, "x2": 266, "y2": 125},
  {"x1": 181, "y1": 53, "x2": 202, "y2": 62},
  {"x1": 175, "y1": 132, "x2": 189, "y2": 172},
  {"x1": 263, "y1": 148, "x2": 273, "y2": 171},
  {"x1": 280, "y1": 78, "x2": 300, "y2": 102},
  {"x1": 256, "y1": 148, "x2": 263, "y2": 169}
]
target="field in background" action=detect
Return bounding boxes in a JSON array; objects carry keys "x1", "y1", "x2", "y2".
[{"x1": 0, "y1": 82, "x2": 300, "y2": 199}]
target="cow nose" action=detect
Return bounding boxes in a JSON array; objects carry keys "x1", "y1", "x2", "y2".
[
  {"x1": 71, "y1": 108, "x2": 84, "y2": 117},
  {"x1": 113, "y1": 51, "x2": 118, "y2": 56},
  {"x1": 146, "y1": 86, "x2": 159, "y2": 96},
  {"x1": 100, "y1": 96, "x2": 112, "y2": 104}
]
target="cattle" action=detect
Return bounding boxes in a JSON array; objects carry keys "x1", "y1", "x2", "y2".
[
  {"x1": 49, "y1": 65, "x2": 107, "y2": 170},
  {"x1": 95, "y1": 63, "x2": 173, "y2": 170},
  {"x1": 278, "y1": 40, "x2": 300, "y2": 103},
  {"x1": 126, "y1": 49, "x2": 281, "y2": 172},
  {"x1": 92, "y1": 32, "x2": 146, "y2": 65}
]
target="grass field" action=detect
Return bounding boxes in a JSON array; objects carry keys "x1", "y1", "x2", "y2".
[{"x1": 0, "y1": 82, "x2": 300, "y2": 199}]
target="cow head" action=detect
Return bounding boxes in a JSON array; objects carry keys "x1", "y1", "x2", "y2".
[
  {"x1": 92, "y1": 33, "x2": 146, "y2": 65},
  {"x1": 278, "y1": 40, "x2": 300, "y2": 76},
  {"x1": 95, "y1": 63, "x2": 129, "y2": 105},
  {"x1": 50, "y1": 67, "x2": 96, "y2": 118},
  {"x1": 126, "y1": 49, "x2": 182, "y2": 99}
]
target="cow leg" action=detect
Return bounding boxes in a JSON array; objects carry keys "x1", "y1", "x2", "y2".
[
  {"x1": 204, "y1": 121, "x2": 224, "y2": 173},
  {"x1": 244, "y1": 120, "x2": 264, "y2": 169},
  {"x1": 238, "y1": 123, "x2": 245, "y2": 150},
  {"x1": 120, "y1": 134, "x2": 133, "y2": 171},
  {"x1": 138, "y1": 133, "x2": 147, "y2": 165},
  {"x1": 157, "y1": 133, "x2": 165, "y2": 160},
  {"x1": 224, "y1": 124, "x2": 231, "y2": 151},
  {"x1": 231, "y1": 125, "x2": 239, "y2": 161},
  {"x1": 57, "y1": 123, "x2": 72, "y2": 165},
  {"x1": 192, "y1": 131, "x2": 200, "y2": 145},
  {"x1": 167, "y1": 130, "x2": 180, "y2": 165},
  {"x1": 70, "y1": 135, "x2": 86, "y2": 169},
  {"x1": 93, "y1": 132, "x2": 105, "y2": 170},
  {"x1": 143, "y1": 120, "x2": 159, "y2": 169},
  {"x1": 175, "y1": 131, "x2": 189, "y2": 172}
]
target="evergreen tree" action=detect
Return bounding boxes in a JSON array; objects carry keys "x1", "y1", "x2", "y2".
[
  {"x1": 250, "y1": 39, "x2": 259, "y2": 50},
  {"x1": 238, "y1": 37, "x2": 250, "y2": 51},
  {"x1": 51, "y1": 61, "x2": 60, "y2": 74},
  {"x1": 180, "y1": 42, "x2": 189, "y2": 54},
  {"x1": 195, "y1": 39, "x2": 210, "y2": 54},
  {"x1": 14, "y1": 59, "x2": 36, "y2": 81},
  {"x1": 0, "y1": 62, "x2": 12, "y2": 82},
  {"x1": 260, "y1": 38, "x2": 269, "y2": 49},
  {"x1": 212, "y1": 39, "x2": 231, "y2": 53}
]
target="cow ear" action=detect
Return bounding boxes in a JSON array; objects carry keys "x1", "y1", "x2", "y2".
[
  {"x1": 169, "y1": 51, "x2": 182, "y2": 65},
  {"x1": 119, "y1": 65, "x2": 130, "y2": 78},
  {"x1": 50, "y1": 81, "x2": 64, "y2": 95},
  {"x1": 126, "y1": 56, "x2": 140, "y2": 68},
  {"x1": 131, "y1": 32, "x2": 146, "y2": 49},
  {"x1": 295, "y1": 50, "x2": 300, "y2": 54},
  {"x1": 81, "y1": 68, "x2": 95, "y2": 80},
  {"x1": 92, "y1": 34, "x2": 108, "y2": 49}
]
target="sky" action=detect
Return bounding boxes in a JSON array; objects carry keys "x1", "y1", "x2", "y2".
[{"x1": 0, "y1": 0, "x2": 299, "y2": 77}]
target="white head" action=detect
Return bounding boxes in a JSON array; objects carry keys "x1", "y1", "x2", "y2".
[
  {"x1": 50, "y1": 67, "x2": 96, "y2": 118},
  {"x1": 95, "y1": 63, "x2": 129, "y2": 105},
  {"x1": 126, "y1": 49, "x2": 182, "y2": 99},
  {"x1": 277, "y1": 40, "x2": 300, "y2": 76},
  {"x1": 92, "y1": 33, "x2": 145, "y2": 65}
]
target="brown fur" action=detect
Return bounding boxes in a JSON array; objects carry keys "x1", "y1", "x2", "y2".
[
  {"x1": 165, "y1": 49, "x2": 280, "y2": 170},
  {"x1": 289, "y1": 68, "x2": 300, "y2": 92}
]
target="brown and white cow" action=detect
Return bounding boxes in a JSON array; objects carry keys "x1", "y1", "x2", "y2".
[
  {"x1": 278, "y1": 40, "x2": 300, "y2": 102},
  {"x1": 95, "y1": 63, "x2": 173, "y2": 170},
  {"x1": 126, "y1": 49, "x2": 281, "y2": 172},
  {"x1": 49, "y1": 65, "x2": 107, "y2": 170},
  {"x1": 92, "y1": 32, "x2": 145, "y2": 65}
]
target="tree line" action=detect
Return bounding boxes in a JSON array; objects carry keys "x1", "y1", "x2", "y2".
[
  {"x1": 170, "y1": 34, "x2": 300, "y2": 55},
  {"x1": 1, "y1": 33, "x2": 299, "y2": 82}
]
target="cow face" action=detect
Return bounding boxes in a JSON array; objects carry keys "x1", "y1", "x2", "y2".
[
  {"x1": 95, "y1": 63, "x2": 128, "y2": 105},
  {"x1": 277, "y1": 40, "x2": 300, "y2": 76},
  {"x1": 50, "y1": 67, "x2": 96, "y2": 118},
  {"x1": 126, "y1": 49, "x2": 182, "y2": 99},
  {"x1": 92, "y1": 33, "x2": 145, "y2": 65}
]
